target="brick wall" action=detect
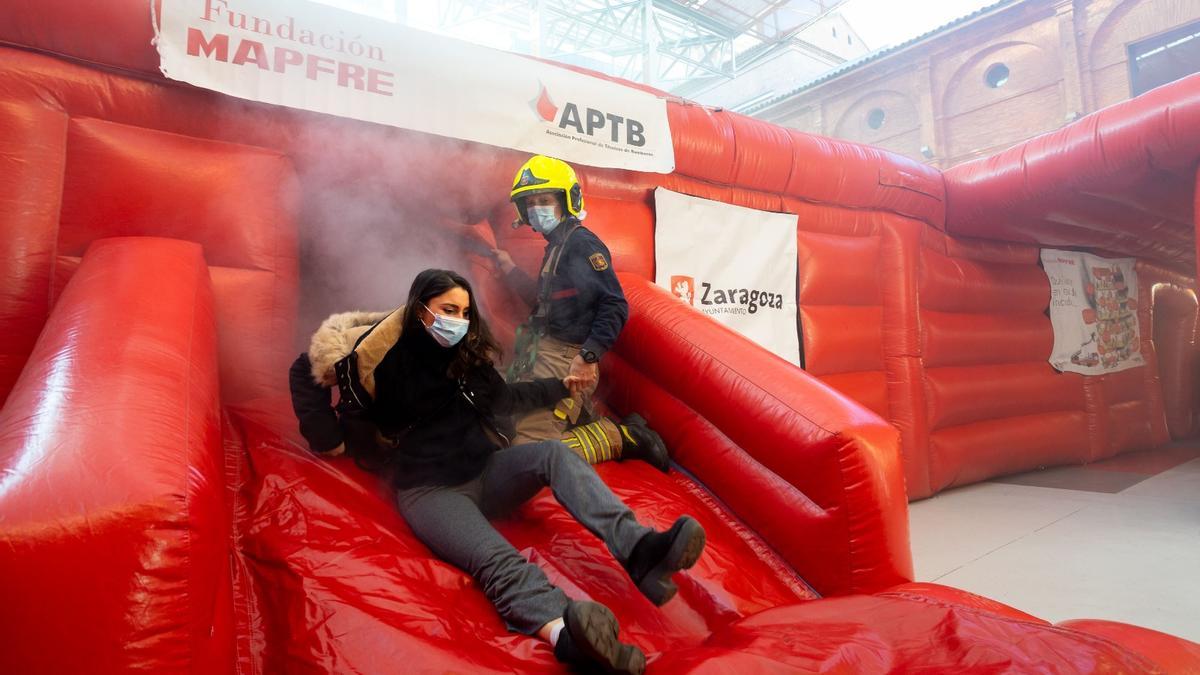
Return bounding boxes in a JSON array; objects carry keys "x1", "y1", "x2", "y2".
[{"x1": 758, "y1": 0, "x2": 1200, "y2": 168}]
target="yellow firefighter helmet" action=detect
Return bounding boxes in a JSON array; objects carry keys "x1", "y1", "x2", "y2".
[{"x1": 509, "y1": 155, "x2": 584, "y2": 222}]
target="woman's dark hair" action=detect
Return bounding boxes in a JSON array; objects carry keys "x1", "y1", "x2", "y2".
[{"x1": 403, "y1": 268, "x2": 500, "y2": 378}]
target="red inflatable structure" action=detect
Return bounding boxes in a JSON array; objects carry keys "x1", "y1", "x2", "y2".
[{"x1": 2, "y1": 2, "x2": 1199, "y2": 672}]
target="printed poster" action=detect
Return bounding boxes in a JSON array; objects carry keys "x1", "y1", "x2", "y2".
[
  {"x1": 1042, "y1": 248, "x2": 1143, "y2": 375},
  {"x1": 654, "y1": 188, "x2": 800, "y2": 365}
]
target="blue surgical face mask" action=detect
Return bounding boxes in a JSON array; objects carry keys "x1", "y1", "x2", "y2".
[
  {"x1": 527, "y1": 205, "x2": 562, "y2": 235},
  {"x1": 422, "y1": 303, "x2": 470, "y2": 348}
]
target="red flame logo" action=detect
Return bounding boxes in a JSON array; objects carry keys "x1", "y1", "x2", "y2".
[{"x1": 533, "y1": 84, "x2": 558, "y2": 122}]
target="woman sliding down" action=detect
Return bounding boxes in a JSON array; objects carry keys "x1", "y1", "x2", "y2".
[{"x1": 294, "y1": 268, "x2": 705, "y2": 674}]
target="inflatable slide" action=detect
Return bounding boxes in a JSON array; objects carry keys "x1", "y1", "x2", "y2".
[{"x1": 1, "y1": 1, "x2": 1198, "y2": 672}]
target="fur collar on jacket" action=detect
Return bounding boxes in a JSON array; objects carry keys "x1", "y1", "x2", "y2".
[{"x1": 308, "y1": 307, "x2": 406, "y2": 399}]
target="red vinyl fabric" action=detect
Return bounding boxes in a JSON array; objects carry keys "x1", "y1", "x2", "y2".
[
  {"x1": 0, "y1": 2, "x2": 1199, "y2": 672},
  {"x1": 0, "y1": 2, "x2": 1196, "y2": 499},
  {"x1": 1173, "y1": 170, "x2": 1200, "y2": 438},
  {"x1": 0, "y1": 238, "x2": 231, "y2": 673},
  {"x1": 0, "y1": 53, "x2": 300, "y2": 407},
  {"x1": 230, "y1": 401, "x2": 822, "y2": 673},
  {"x1": 58, "y1": 118, "x2": 300, "y2": 406},
  {"x1": 1059, "y1": 620, "x2": 1200, "y2": 675},
  {"x1": 944, "y1": 74, "x2": 1200, "y2": 275},
  {"x1": 604, "y1": 275, "x2": 911, "y2": 596},
  {"x1": 657, "y1": 594, "x2": 1169, "y2": 674}
]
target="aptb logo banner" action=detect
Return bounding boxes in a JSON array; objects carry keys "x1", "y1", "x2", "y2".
[
  {"x1": 655, "y1": 188, "x2": 800, "y2": 365},
  {"x1": 533, "y1": 84, "x2": 649, "y2": 150},
  {"x1": 157, "y1": 0, "x2": 675, "y2": 173}
]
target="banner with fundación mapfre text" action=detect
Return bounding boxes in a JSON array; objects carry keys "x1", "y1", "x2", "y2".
[
  {"x1": 155, "y1": 0, "x2": 674, "y2": 172},
  {"x1": 1041, "y1": 248, "x2": 1143, "y2": 375},
  {"x1": 654, "y1": 188, "x2": 800, "y2": 365}
]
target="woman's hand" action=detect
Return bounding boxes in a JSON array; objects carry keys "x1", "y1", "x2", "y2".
[
  {"x1": 568, "y1": 355, "x2": 599, "y2": 395},
  {"x1": 322, "y1": 443, "x2": 346, "y2": 457},
  {"x1": 563, "y1": 375, "x2": 587, "y2": 398}
]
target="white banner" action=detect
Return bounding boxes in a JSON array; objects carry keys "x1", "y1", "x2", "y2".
[
  {"x1": 156, "y1": 0, "x2": 674, "y2": 172},
  {"x1": 654, "y1": 188, "x2": 800, "y2": 365},
  {"x1": 1042, "y1": 248, "x2": 1143, "y2": 375}
]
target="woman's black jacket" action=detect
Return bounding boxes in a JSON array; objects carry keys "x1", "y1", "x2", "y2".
[{"x1": 288, "y1": 313, "x2": 566, "y2": 489}]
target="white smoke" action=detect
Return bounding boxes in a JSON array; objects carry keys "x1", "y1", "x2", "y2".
[{"x1": 283, "y1": 113, "x2": 525, "y2": 348}]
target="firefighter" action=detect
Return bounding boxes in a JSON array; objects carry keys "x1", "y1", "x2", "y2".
[{"x1": 493, "y1": 155, "x2": 669, "y2": 472}]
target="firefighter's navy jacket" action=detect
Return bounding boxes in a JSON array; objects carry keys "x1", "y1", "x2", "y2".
[{"x1": 506, "y1": 219, "x2": 629, "y2": 357}]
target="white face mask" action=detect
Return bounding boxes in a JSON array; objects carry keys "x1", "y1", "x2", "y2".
[
  {"x1": 422, "y1": 303, "x2": 470, "y2": 348},
  {"x1": 527, "y1": 204, "x2": 562, "y2": 235}
]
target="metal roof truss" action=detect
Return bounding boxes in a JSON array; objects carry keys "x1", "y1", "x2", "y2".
[{"x1": 435, "y1": 0, "x2": 840, "y2": 88}]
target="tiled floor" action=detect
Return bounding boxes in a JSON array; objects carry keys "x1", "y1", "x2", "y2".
[{"x1": 908, "y1": 444, "x2": 1200, "y2": 643}]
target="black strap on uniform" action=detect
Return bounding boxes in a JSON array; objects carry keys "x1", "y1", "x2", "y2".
[
  {"x1": 530, "y1": 221, "x2": 582, "y2": 331},
  {"x1": 508, "y1": 222, "x2": 582, "y2": 383}
]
